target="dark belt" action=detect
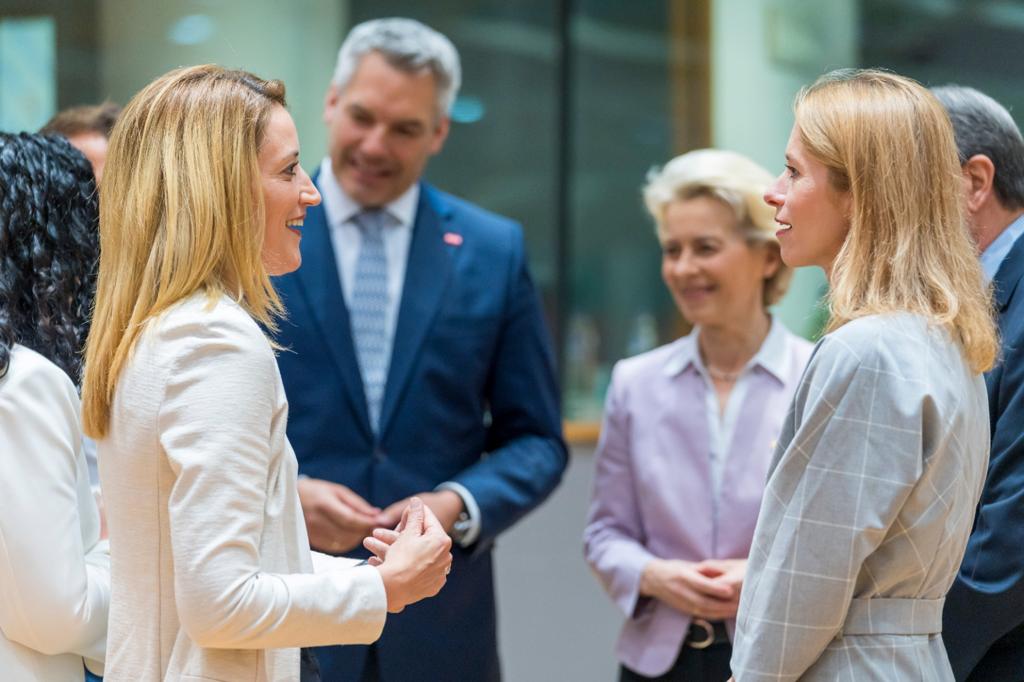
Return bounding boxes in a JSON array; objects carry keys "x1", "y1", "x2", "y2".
[{"x1": 684, "y1": 619, "x2": 729, "y2": 650}]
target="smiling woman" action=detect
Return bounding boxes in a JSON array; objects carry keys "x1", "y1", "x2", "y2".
[
  {"x1": 79, "y1": 64, "x2": 453, "y2": 682},
  {"x1": 730, "y1": 69, "x2": 999, "y2": 682},
  {"x1": 763, "y1": 125, "x2": 851, "y2": 275},
  {"x1": 583, "y1": 148, "x2": 813, "y2": 681},
  {"x1": 259, "y1": 105, "x2": 322, "y2": 275}
]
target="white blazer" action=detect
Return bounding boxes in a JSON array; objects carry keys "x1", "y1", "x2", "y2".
[
  {"x1": 0, "y1": 345, "x2": 110, "y2": 681},
  {"x1": 98, "y1": 293, "x2": 387, "y2": 682}
]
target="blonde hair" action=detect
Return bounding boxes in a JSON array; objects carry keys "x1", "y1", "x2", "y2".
[
  {"x1": 796, "y1": 68, "x2": 997, "y2": 373},
  {"x1": 643, "y1": 148, "x2": 792, "y2": 306},
  {"x1": 82, "y1": 65, "x2": 286, "y2": 437}
]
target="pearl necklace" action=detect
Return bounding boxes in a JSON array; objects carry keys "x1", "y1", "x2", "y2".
[{"x1": 706, "y1": 365, "x2": 743, "y2": 382}]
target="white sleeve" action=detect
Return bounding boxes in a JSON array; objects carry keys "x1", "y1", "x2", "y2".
[
  {"x1": 310, "y1": 551, "x2": 366, "y2": 573},
  {"x1": 434, "y1": 481, "x2": 481, "y2": 547},
  {"x1": 0, "y1": 354, "x2": 110, "y2": 664},
  {"x1": 158, "y1": 317, "x2": 387, "y2": 649}
]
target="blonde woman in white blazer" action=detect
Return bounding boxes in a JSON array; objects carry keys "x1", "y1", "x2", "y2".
[
  {"x1": 81, "y1": 65, "x2": 452, "y2": 682},
  {"x1": 0, "y1": 133, "x2": 110, "y2": 681}
]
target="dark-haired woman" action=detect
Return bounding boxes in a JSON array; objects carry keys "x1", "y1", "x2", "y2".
[{"x1": 0, "y1": 133, "x2": 109, "y2": 681}]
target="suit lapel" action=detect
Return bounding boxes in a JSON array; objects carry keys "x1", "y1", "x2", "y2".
[
  {"x1": 378, "y1": 185, "x2": 455, "y2": 437},
  {"x1": 293, "y1": 178, "x2": 373, "y2": 438},
  {"x1": 987, "y1": 229, "x2": 1024, "y2": 399}
]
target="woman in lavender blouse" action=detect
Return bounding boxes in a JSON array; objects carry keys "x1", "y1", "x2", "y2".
[{"x1": 583, "y1": 149, "x2": 812, "y2": 682}]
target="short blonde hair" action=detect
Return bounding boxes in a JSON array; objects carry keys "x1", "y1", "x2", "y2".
[
  {"x1": 643, "y1": 148, "x2": 792, "y2": 306},
  {"x1": 796, "y1": 68, "x2": 997, "y2": 374},
  {"x1": 82, "y1": 65, "x2": 286, "y2": 437}
]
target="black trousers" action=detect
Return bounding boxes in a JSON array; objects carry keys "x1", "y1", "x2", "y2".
[
  {"x1": 300, "y1": 648, "x2": 322, "y2": 682},
  {"x1": 619, "y1": 641, "x2": 732, "y2": 682},
  {"x1": 359, "y1": 644, "x2": 382, "y2": 682}
]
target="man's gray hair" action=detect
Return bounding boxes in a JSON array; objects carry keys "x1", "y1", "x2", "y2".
[
  {"x1": 932, "y1": 85, "x2": 1024, "y2": 210},
  {"x1": 332, "y1": 18, "x2": 461, "y2": 115}
]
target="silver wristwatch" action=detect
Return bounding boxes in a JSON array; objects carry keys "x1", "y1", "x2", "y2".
[{"x1": 451, "y1": 510, "x2": 472, "y2": 545}]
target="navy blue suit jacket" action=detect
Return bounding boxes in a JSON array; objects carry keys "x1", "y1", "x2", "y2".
[
  {"x1": 944, "y1": 231, "x2": 1024, "y2": 681},
  {"x1": 273, "y1": 178, "x2": 567, "y2": 681}
]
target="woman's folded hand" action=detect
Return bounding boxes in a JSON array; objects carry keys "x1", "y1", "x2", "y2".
[{"x1": 367, "y1": 497, "x2": 453, "y2": 613}]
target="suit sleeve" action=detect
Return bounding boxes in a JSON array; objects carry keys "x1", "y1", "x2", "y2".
[
  {"x1": 582, "y1": 363, "x2": 655, "y2": 617},
  {"x1": 158, "y1": 315, "x2": 387, "y2": 649},
  {"x1": 448, "y1": 226, "x2": 567, "y2": 551},
  {"x1": 0, "y1": 355, "x2": 110, "y2": 666},
  {"x1": 731, "y1": 336, "x2": 921, "y2": 681},
  {"x1": 943, "y1": 313, "x2": 1024, "y2": 678}
]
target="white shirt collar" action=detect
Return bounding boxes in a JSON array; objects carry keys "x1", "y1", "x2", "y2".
[
  {"x1": 663, "y1": 314, "x2": 791, "y2": 383},
  {"x1": 318, "y1": 157, "x2": 420, "y2": 229}
]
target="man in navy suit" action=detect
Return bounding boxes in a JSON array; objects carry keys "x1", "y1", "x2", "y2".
[
  {"x1": 934, "y1": 86, "x2": 1024, "y2": 681},
  {"x1": 274, "y1": 18, "x2": 567, "y2": 682}
]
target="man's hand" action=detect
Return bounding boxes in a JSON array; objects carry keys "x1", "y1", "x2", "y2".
[
  {"x1": 639, "y1": 558, "x2": 740, "y2": 620},
  {"x1": 379, "y1": 489, "x2": 464, "y2": 534},
  {"x1": 368, "y1": 497, "x2": 453, "y2": 613},
  {"x1": 297, "y1": 477, "x2": 383, "y2": 554}
]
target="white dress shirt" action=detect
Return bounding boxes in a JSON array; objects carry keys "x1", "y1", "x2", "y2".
[
  {"x1": 663, "y1": 317, "x2": 792, "y2": 534},
  {"x1": 318, "y1": 159, "x2": 481, "y2": 546},
  {"x1": 319, "y1": 157, "x2": 417, "y2": 364}
]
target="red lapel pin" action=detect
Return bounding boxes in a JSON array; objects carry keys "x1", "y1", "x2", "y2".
[{"x1": 443, "y1": 232, "x2": 463, "y2": 246}]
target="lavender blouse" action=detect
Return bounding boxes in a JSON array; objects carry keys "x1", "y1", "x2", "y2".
[{"x1": 583, "y1": 317, "x2": 812, "y2": 677}]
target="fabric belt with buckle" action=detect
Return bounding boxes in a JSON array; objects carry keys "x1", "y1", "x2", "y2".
[{"x1": 684, "y1": 619, "x2": 729, "y2": 649}]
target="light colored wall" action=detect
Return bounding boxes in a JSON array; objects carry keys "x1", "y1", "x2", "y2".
[
  {"x1": 495, "y1": 446, "x2": 620, "y2": 681},
  {"x1": 99, "y1": 0, "x2": 346, "y2": 170},
  {"x1": 711, "y1": 0, "x2": 859, "y2": 337},
  {"x1": 0, "y1": 17, "x2": 56, "y2": 132}
]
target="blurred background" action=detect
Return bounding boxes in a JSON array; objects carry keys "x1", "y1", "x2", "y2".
[{"x1": 4, "y1": 1, "x2": 1023, "y2": 678}]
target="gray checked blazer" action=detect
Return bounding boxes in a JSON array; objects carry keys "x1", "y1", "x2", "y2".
[{"x1": 731, "y1": 313, "x2": 989, "y2": 681}]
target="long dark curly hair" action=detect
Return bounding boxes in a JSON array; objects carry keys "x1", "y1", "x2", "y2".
[{"x1": 0, "y1": 133, "x2": 99, "y2": 382}]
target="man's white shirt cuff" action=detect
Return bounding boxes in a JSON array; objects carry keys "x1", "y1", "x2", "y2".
[{"x1": 435, "y1": 481, "x2": 481, "y2": 547}]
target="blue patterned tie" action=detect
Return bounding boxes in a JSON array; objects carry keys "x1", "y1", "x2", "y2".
[{"x1": 350, "y1": 209, "x2": 389, "y2": 433}]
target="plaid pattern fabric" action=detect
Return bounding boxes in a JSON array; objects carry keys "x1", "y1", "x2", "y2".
[{"x1": 731, "y1": 314, "x2": 990, "y2": 681}]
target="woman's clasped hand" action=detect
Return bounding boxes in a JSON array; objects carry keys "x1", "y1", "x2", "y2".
[
  {"x1": 363, "y1": 497, "x2": 453, "y2": 613},
  {"x1": 640, "y1": 558, "x2": 746, "y2": 620}
]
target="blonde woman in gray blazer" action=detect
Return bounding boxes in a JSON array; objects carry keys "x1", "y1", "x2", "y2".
[
  {"x1": 729, "y1": 70, "x2": 998, "y2": 680},
  {"x1": 81, "y1": 66, "x2": 452, "y2": 682}
]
